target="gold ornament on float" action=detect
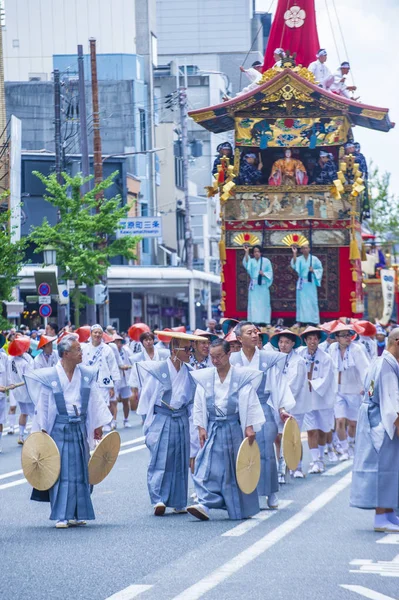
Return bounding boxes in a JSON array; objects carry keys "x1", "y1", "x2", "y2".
[
  {"x1": 233, "y1": 233, "x2": 261, "y2": 247},
  {"x1": 281, "y1": 233, "x2": 309, "y2": 248}
]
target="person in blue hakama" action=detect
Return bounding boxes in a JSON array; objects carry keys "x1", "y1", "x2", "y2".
[
  {"x1": 25, "y1": 335, "x2": 112, "y2": 528},
  {"x1": 291, "y1": 243, "x2": 323, "y2": 325},
  {"x1": 350, "y1": 329, "x2": 399, "y2": 533},
  {"x1": 186, "y1": 339, "x2": 265, "y2": 521},
  {"x1": 243, "y1": 244, "x2": 273, "y2": 324},
  {"x1": 137, "y1": 333, "x2": 199, "y2": 516}
]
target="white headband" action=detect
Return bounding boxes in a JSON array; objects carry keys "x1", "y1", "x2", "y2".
[
  {"x1": 317, "y1": 49, "x2": 327, "y2": 57},
  {"x1": 91, "y1": 324, "x2": 103, "y2": 332}
]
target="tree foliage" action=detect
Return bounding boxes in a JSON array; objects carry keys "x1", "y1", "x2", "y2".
[
  {"x1": 0, "y1": 204, "x2": 26, "y2": 330},
  {"x1": 28, "y1": 171, "x2": 140, "y2": 324},
  {"x1": 365, "y1": 164, "x2": 399, "y2": 244}
]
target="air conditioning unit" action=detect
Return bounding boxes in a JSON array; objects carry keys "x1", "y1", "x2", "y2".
[{"x1": 28, "y1": 73, "x2": 48, "y2": 82}]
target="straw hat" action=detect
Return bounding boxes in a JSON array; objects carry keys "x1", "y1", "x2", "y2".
[
  {"x1": 155, "y1": 330, "x2": 208, "y2": 343},
  {"x1": 220, "y1": 318, "x2": 239, "y2": 336},
  {"x1": 21, "y1": 432, "x2": 61, "y2": 491},
  {"x1": 37, "y1": 335, "x2": 57, "y2": 350},
  {"x1": 320, "y1": 320, "x2": 339, "y2": 333},
  {"x1": 282, "y1": 417, "x2": 302, "y2": 471},
  {"x1": 330, "y1": 322, "x2": 356, "y2": 338},
  {"x1": 300, "y1": 326, "x2": 327, "y2": 343},
  {"x1": 8, "y1": 335, "x2": 31, "y2": 357},
  {"x1": 88, "y1": 431, "x2": 121, "y2": 485},
  {"x1": 75, "y1": 326, "x2": 91, "y2": 343},
  {"x1": 193, "y1": 329, "x2": 218, "y2": 342},
  {"x1": 270, "y1": 329, "x2": 302, "y2": 350},
  {"x1": 225, "y1": 330, "x2": 240, "y2": 343},
  {"x1": 353, "y1": 320, "x2": 377, "y2": 338},
  {"x1": 236, "y1": 438, "x2": 261, "y2": 495},
  {"x1": 128, "y1": 323, "x2": 150, "y2": 341}
]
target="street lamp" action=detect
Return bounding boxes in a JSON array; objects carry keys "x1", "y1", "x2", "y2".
[{"x1": 43, "y1": 245, "x2": 57, "y2": 266}]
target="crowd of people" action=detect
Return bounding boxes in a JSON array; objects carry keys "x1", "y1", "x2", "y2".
[{"x1": 1, "y1": 314, "x2": 398, "y2": 533}]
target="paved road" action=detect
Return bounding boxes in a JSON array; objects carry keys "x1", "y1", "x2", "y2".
[{"x1": 0, "y1": 416, "x2": 398, "y2": 600}]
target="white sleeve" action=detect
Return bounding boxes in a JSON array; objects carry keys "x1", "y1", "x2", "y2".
[
  {"x1": 243, "y1": 67, "x2": 260, "y2": 83},
  {"x1": 86, "y1": 387, "x2": 113, "y2": 449},
  {"x1": 107, "y1": 347, "x2": 121, "y2": 383},
  {"x1": 379, "y1": 362, "x2": 399, "y2": 440},
  {"x1": 31, "y1": 388, "x2": 53, "y2": 434},
  {"x1": 193, "y1": 386, "x2": 207, "y2": 430},
  {"x1": 239, "y1": 383, "x2": 265, "y2": 433}
]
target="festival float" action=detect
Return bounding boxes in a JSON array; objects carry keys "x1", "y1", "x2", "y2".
[{"x1": 188, "y1": 0, "x2": 394, "y2": 324}]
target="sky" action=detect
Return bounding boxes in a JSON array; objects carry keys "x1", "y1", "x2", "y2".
[{"x1": 256, "y1": 0, "x2": 399, "y2": 197}]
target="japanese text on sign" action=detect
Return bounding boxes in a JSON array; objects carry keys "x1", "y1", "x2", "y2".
[{"x1": 117, "y1": 217, "x2": 162, "y2": 238}]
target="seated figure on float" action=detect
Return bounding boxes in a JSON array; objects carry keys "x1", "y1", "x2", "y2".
[
  {"x1": 310, "y1": 151, "x2": 338, "y2": 185},
  {"x1": 268, "y1": 149, "x2": 308, "y2": 186},
  {"x1": 212, "y1": 142, "x2": 233, "y2": 175},
  {"x1": 236, "y1": 153, "x2": 263, "y2": 186}
]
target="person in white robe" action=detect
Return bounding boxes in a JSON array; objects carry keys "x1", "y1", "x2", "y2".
[
  {"x1": 137, "y1": 333, "x2": 199, "y2": 515},
  {"x1": 298, "y1": 327, "x2": 337, "y2": 473},
  {"x1": 308, "y1": 49, "x2": 334, "y2": 89},
  {"x1": 236, "y1": 61, "x2": 263, "y2": 96},
  {"x1": 353, "y1": 321, "x2": 378, "y2": 362},
  {"x1": 329, "y1": 322, "x2": 370, "y2": 461},
  {"x1": 129, "y1": 331, "x2": 170, "y2": 411},
  {"x1": 270, "y1": 329, "x2": 309, "y2": 481},
  {"x1": 108, "y1": 336, "x2": 134, "y2": 427},
  {"x1": 8, "y1": 340, "x2": 34, "y2": 444},
  {"x1": 329, "y1": 61, "x2": 357, "y2": 99},
  {"x1": 189, "y1": 331, "x2": 213, "y2": 370},
  {"x1": 26, "y1": 335, "x2": 112, "y2": 528},
  {"x1": 33, "y1": 335, "x2": 59, "y2": 370},
  {"x1": 0, "y1": 336, "x2": 10, "y2": 452},
  {"x1": 186, "y1": 339, "x2": 265, "y2": 521},
  {"x1": 273, "y1": 48, "x2": 285, "y2": 68},
  {"x1": 231, "y1": 322, "x2": 294, "y2": 508},
  {"x1": 350, "y1": 329, "x2": 399, "y2": 533},
  {"x1": 81, "y1": 324, "x2": 120, "y2": 430}
]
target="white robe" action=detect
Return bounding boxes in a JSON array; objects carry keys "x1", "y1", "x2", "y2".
[
  {"x1": 82, "y1": 341, "x2": 120, "y2": 404},
  {"x1": 355, "y1": 337, "x2": 377, "y2": 361},
  {"x1": 281, "y1": 350, "x2": 309, "y2": 415},
  {"x1": 31, "y1": 363, "x2": 112, "y2": 449},
  {"x1": 237, "y1": 67, "x2": 262, "y2": 96},
  {"x1": 129, "y1": 346, "x2": 169, "y2": 388},
  {"x1": 297, "y1": 346, "x2": 336, "y2": 410},
  {"x1": 34, "y1": 351, "x2": 59, "y2": 369},
  {"x1": 192, "y1": 366, "x2": 265, "y2": 436},
  {"x1": 9, "y1": 353, "x2": 34, "y2": 405},
  {"x1": 308, "y1": 60, "x2": 333, "y2": 89},
  {"x1": 329, "y1": 69, "x2": 352, "y2": 98},
  {"x1": 0, "y1": 352, "x2": 10, "y2": 424},
  {"x1": 329, "y1": 342, "x2": 370, "y2": 395}
]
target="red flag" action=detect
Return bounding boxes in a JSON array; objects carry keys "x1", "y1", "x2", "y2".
[{"x1": 263, "y1": 0, "x2": 320, "y2": 71}]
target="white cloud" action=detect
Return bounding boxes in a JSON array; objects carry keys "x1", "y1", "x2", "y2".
[{"x1": 256, "y1": 0, "x2": 399, "y2": 195}]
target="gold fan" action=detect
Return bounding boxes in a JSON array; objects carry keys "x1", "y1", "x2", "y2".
[
  {"x1": 281, "y1": 233, "x2": 309, "y2": 248},
  {"x1": 234, "y1": 233, "x2": 261, "y2": 247}
]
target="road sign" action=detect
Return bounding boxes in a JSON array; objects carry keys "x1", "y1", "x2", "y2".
[
  {"x1": 38, "y1": 282, "x2": 51, "y2": 296},
  {"x1": 39, "y1": 304, "x2": 52, "y2": 318},
  {"x1": 116, "y1": 217, "x2": 162, "y2": 238},
  {"x1": 38, "y1": 296, "x2": 51, "y2": 304}
]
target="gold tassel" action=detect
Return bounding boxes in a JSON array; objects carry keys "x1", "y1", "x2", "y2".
[
  {"x1": 220, "y1": 270, "x2": 225, "y2": 283},
  {"x1": 219, "y1": 239, "x2": 226, "y2": 262},
  {"x1": 352, "y1": 269, "x2": 357, "y2": 282},
  {"x1": 361, "y1": 244, "x2": 367, "y2": 261},
  {"x1": 220, "y1": 300, "x2": 226, "y2": 312},
  {"x1": 351, "y1": 300, "x2": 357, "y2": 313},
  {"x1": 350, "y1": 238, "x2": 361, "y2": 260}
]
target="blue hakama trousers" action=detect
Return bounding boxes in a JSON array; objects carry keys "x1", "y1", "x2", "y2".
[{"x1": 257, "y1": 402, "x2": 279, "y2": 497}]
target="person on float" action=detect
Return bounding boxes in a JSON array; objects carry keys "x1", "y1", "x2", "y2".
[
  {"x1": 329, "y1": 322, "x2": 370, "y2": 461},
  {"x1": 268, "y1": 148, "x2": 308, "y2": 186},
  {"x1": 33, "y1": 335, "x2": 59, "y2": 369},
  {"x1": 308, "y1": 49, "x2": 334, "y2": 89},
  {"x1": 291, "y1": 243, "x2": 323, "y2": 326},
  {"x1": 136, "y1": 331, "x2": 202, "y2": 516},
  {"x1": 238, "y1": 61, "x2": 263, "y2": 95},
  {"x1": 298, "y1": 327, "x2": 337, "y2": 472},
  {"x1": 354, "y1": 142, "x2": 368, "y2": 180},
  {"x1": 186, "y1": 339, "x2": 265, "y2": 521},
  {"x1": 25, "y1": 334, "x2": 112, "y2": 528},
  {"x1": 310, "y1": 151, "x2": 337, "y2": 185},
  {"x1": 8, "y1": 335, "x2": 34, "y2": 444},
  {"x1": 273, "y1": 48, "x2": 286, "y2": 68},
  {"x1": 231, "y1": 322, "x2": 294, "y2": 507},
  {"x1": 212, "y1": 142, "x2": 234, "y2": 176},
  {"x1": 329, "y1": 62, "x2": 357, "y2": 99},
  {"x1": 236, "y1": 153, "x2": 263, "y2": 185},
  {"x1": 270, "y1": 329, "x2": 308, "y2": 481},
  {"x1": 243, "y1": 244, "x2": 273, "y2": 325},
  {"x1": 350, "y1": 328, "x2": 399, "y2": 533},
  {"x1": 81, "y1": 325, "x2": 120, "y2": 431}
]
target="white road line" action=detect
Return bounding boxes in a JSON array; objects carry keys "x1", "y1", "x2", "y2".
[
  {"x1": 120, "y1": 436, "x2": 145, "y2": 448},
  {"x1": 172, "y1": 472, "x2": 352, "y2": 600},
  {"x1": 0, "y1": 478, "x2": 27, "y2": 491},
  {"x1": 322, "y1": 460, "x2": 353, "y2": 477},
  {"x1": 222, "y1": 500, "x2": 292, "y2": 537},
  {"x1": 377, "y1": 534, "x2": 399, "y2": 545},
  {"x1": 105, "y1": 584, "x2": 153, "y2": 600},
  {"x1": 119, "y1": 444, "x2": 146, "y2": 456},
  {"x1": 340, "y1": 584, "x2": 397, "y2": 599},
  {"x1": 0, "y1": 468, "x2": 24, "y2": 481}
]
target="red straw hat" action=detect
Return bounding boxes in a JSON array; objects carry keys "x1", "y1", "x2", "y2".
[
  {"x1": 128, "y1": 323, "x2": 150, "y2": 341},
  {"x1": 225, "y1": 331, "x2": 239, "y2": 343},
  {"x1": 75, "y1": 326, "x2": 91, "y2": 343},
  {"x1": 8, "y1": 335, "x2": 31, "y2": 357},
  {"x1": 353, "y1": 320, "x2": 377, "y2": 338},
  {"x1": 330, "y1": 322, "x2": 356, "y2": 338},
  {"x1": 320, "y1": 320, "x2": 339, "y2": 333},
  {"x1": 37, "y1": 335, "x2": 57, "y2": 350}
]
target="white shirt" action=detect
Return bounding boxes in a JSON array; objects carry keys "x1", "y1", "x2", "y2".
[
  {"x1": 281, "y1": 350, "x2": 309, "y2": 414},
  {"x1": 34, "y1": 351, "x2": 59, "y2": 370},
  {"x1": 82, "y1": 341, "x2": 120, "y2": 388},
  {"x1": 297, "y1": 346, "x2": 336, "y2": 410},
  {"x1": 308, "y1": 60, "x2": 333, "y2": 89},
  {"x1": 237, "y1": 67, "x2": 263, "y2": 96},
  {"x1": 9, "y1": 353, "x2": 33, "y2": 403},
  {"x1": 329, "y1": 342, "x2": 370, "y2": 395},
  {"x1": 329, "y1": 70, "x2": 351, "y2": 98},
  {"x1": 0, "y1": 352, "x2": 9, "y2": 399}
]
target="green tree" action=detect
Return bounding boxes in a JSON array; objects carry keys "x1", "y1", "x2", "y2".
[
  {"x1": 366, "y1": 164, "x2": 399, "y2": 244},
  {"x1": 29, "y1": 172, "x2": 140, "y2": 326},
  {"x1": 0, "y1": 204, "x2": 26, "y2": 330}
]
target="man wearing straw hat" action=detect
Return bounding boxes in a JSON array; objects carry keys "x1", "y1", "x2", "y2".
[
  {"x1": 137, "y1": 330, "x2": 205, "y2": 516},
  {"x1": 298, "y1": 326, "x2": 337, "y2": 473},
  {"x1": 187, "y1": 338, "x2": 265, "y2": 521},
  {"x1": 25, "y1": 334, "x2": 112, "y2": 528},
  {"x1": 329, "y1": 322, "x2": 370, "y2": 461},
  {"x1": 231, "y1": 322, "x2": 294, "y2": 507},
  {"x1": 8, "y1": 335, "x2": 34, "y2": 444},
  {"x1": 33, "y1": 335, "x2": 59, "y2": 370}
]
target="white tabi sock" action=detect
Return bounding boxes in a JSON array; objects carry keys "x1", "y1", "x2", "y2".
[
  {"x1": 19, "y1": 425, "x2": 25, "y2": 437},
  {"x1": 8, "y1": 414, "x2": 16, "y2": 428},
  {"x1": 340, "y1": 439, "x2": 349, "y2": 451},
  {"x1": 310, "y1": 448, "x2": 319, "y2": 462},
  {"x1": 318, "y1": 445, "x2": 326, "y2": 460},
  {"x1": 348, "y1": 436, "x2": 355, "y2": 445}
]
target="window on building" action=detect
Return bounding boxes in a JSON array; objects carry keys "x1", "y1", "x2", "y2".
[{"x1": 139, "y1": 109, "x2": 147, "y2": 152}]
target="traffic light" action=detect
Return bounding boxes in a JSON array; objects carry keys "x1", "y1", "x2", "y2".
[{"x1": 94, "y1": 284, "x2": 108, "y2": 305}]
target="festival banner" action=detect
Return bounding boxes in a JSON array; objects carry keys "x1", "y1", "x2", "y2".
[{"x1": 379, "y1": 268, "x2": 396, "y2": 325}]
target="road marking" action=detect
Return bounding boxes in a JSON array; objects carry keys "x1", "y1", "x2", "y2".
[
  {"x1": 105, "y1": 584, "x2": 153, "y2": 599},
  {"x1": 377, "y1": 534, "x2": 399, "y2": 545},
  {"x1": 0, "y1": 468, "x2": 24, "y2": 481},
  {"x1": 322, "y1": 460, "x2": 352, "y2": 477},
  {"x1": 120, "y1": 436, "x2": 145, "y2": 448},
  {"x1": 0, "y1": 478, "x2": 27, "y2": 491},
  {"x1": 349, "y1": 554, "x2": 399, "y2": 577},
  {"x1": 171, "y1": 472, "x2": 352, "y2": 600},
  {"x1": 222, "y1": 500, "x2": 292, "y2": 537},
  {"x1": 119, "y1": 444, "x2": 146, "y2": 456},
  {"x1": 340, "y1": 584, "x2": 397, "y2": 599}
]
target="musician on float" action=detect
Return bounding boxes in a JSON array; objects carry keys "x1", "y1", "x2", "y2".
[
  {"x1": 291, "y1": 243, "x2": 323, "y2": 325},
  {"x1": 243, "y1": 244, "x2": 273, "y2": 325},
  {"x1": 308, "y1": 49, "x2": 334, "y2": 89},
  {"x1": 268, "y1": 149, "x2": 308, "y2": 186}
]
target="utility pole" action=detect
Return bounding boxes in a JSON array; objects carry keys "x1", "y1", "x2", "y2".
[
  {"x1": 78, "y1": 43, "x2": 96, "y2": 325},
  {"x1": 179, "y1": 65, "x2": 193, "y2": 271},
  {"x1": 89, "y1": 38, "x2": 109, "y2": 327},
  {"x1": 54, "y1": 69, "x2": 62, "y2": 184}
]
